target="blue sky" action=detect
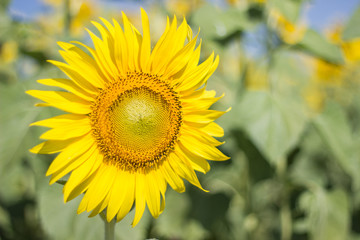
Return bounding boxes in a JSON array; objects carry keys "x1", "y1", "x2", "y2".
[
  {"x1": 306, "y1": 0, "x2": 360, "y2": 30},
  {"x1": 8, "y1": 0, "x2": 360, "y2": 31}
]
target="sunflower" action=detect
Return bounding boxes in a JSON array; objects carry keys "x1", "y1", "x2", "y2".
[{"x1": 27, "y1": 9, "x2": 229, "y2": 226}]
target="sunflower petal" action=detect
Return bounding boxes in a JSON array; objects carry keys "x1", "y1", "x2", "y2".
[
  {"x1": 37, "y1": 78, "x2": 95, "y2": 101},
  {"x1": 26, "y1": 90, "x2": 91, "y2": 114},
  {"x1": 199, "y1": 122, "x2": 224, "y2": 137},
  {"x1": 29, "y1": 138, "x2": 77, "y2": 154},
  {"x1": 66, "y1": 167, "x2": 99, "y2": 203},
  {"x1": 145, "y1": 173, "x2": 161, "y2": 218},
  {"x1": 160, "y1": 161, "x2": 185, "y2": 193},
  {"x1": 85, "y1": 165, "x2": 117, "y2": 212},
  {"x1": 183, "y1": 109, "x2": 230, "y2": 125},
  {"x1": 140, "y1": 8, "x2": 151, "y2": 72},
  {"x1": 106, "y1": 170, "x2": 128, "y2": 222},
  {"x1": 47, "y1": 60, "x2": 99, "y2": 93},
  {"x1": 48, "y1": 143, "x2": 96, "y2": 185},
  {"x1": 30, "y1": 114, "x2": 87, "y2": 128},
  {"x1": 132, "y1": 173, "x2": 146, "y2": 227},
  {"x1": 40, "y1": 119, "x2": 91, "y2": 140},
  {"x1": 169, "y1": 151, "x2": 208, "y2": 192},
  {"x1": 116, "y1": 173, "x2": 135, "y2": 222},
  {"x1": 63, "y1": 149, "x2": 102, "y2": 202},
  {"x1": 178, "y1": 143, "x2": 210, "y2": 173},
  {"x1": 179, "y1": 134, "x2": 229, "y2": 161}
]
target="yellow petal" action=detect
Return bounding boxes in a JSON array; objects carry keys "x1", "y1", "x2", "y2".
[
  {"x1": 154, "y1": 17, "x2": 189, "y2": 75},
  {"x1": 177, "y1": 39, "x2": 201, "y2": 79},
  {"x1": 63, "y1": 149, "x2": 102, "y2": 201},
  {"x1": 40, "y1": 119, "x2": 91, "y2": 140},
  {"x1": 183, "y1": 109, "x2": 230, "y2": 125},
  {"x1": 48, "y1": 140, "x2": 97, "y2": 185},
  {"x1": 67, "y1": 166, "x2": 100, "y2": 203},
  {"x1": 77, "y1": 192, "x2": 89, "y2": 214},
  {"x1": 116, "y1": 173, "x2": 135, "y2": 222},
  {"x1": 29, "y1": 138, "x2": 77, "y2": 154},
  {"x1": 179, "y1": 134, "x2": 229, "y2": 161},
  {"x1": 122, "y1": 11, "x2": 139, "y2": 71},
  {"x1": 175, "y1": 53, "x2": 215, "y2": 92},
  {"x1": 106, "y1": 170, "x2": 128, "y2": 222},
  {"x1": 182, "y1": 125, "x2": 223, "y2": 146},
  {"x1": 169, "y1": 151, "x2": 208, "y2": 192},
  {"x1": 163, "y1": 32, "x2": 198, "y2": 79},
  {"x1": 182, "y1": 93, "x2": 224, "y2": 112},
  {"x1": 132, "y1": 173, "x2": 146, "y2": 227},
  {"x1": 30, "y1": 114, "x2": 87, "y2": 128},
  {"x1": 178, "y1": 143, "x2": 210, "y2": 173},
  {"x1": 140, "y1": 8, "x2": 151, "y2": 72},
  {"x1": 26, "y1": 90, "x2": 91, "y2": 114},
  {"x1": 58, "y1": 41, "x2": 107, "y2": 89},
  {"x1": 46, "y1": 134, "x2": 94, "y2": 175},
  {"x1": 84, "y1": 29, "x2": 119, "y2": 81},
  {"x1": 145, "y1": 173, "x2": 161, "y2": 218},
  {"x1": 199, "y1": 122, "x2": 224, "y2": 138},
  {"x1": 37, "y1": 78, "x2": 95, "y2": 101},
  {"x1": 64, "y1": 167, "x2": 100, "y2": 203},
  {"x1": 47, "y1": 60, "x2": 99, "y2": 93},
  {"x1": 149, "y1": 16, "x2": 174, "y2": 74},
  {"x1": 88, "y1": 185, "x2": 112, "y2": 218},
  {"x1": 180, "y1": 85, "x2": 205, "y2": 99},
  {"x1": 85, "y1": 165, "x2": 117, "y2": 212},
  {"x1": 160, "y1": 161, "x2": 185, "y2": 193},
  {"x1": 112, "y1": 19, "x2": 128, "y2": 75}
]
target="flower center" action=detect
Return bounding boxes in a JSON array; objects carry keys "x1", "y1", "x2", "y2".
[{"x1": 90, "y1": 72, "x2": 182, "y2": 172}]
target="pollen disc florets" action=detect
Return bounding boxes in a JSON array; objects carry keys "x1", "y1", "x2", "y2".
[{"x1": 90, "y1": 72, "x2": 182, "y2": 172}]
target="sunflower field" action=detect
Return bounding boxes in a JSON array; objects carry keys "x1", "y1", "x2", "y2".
[{"x1": 1, "y1": 0, "x2": 360, "y2": 239}]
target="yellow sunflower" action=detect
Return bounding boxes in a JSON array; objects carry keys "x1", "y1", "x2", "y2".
[{"x1": 27, "y1": 9, "x2": 229, "y2": 226}]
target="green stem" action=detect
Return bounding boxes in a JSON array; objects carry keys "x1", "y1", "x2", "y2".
[
  {"x1": 64, "y1": 0, "x2": 71, "y2": 35},
  {"x1": 104, "y1": 218, "x2": 116, "y2": 240},
  {"x1": 280, "y1": 198, "x2": 291, "y2": 240},
  {"x1": 277, "y1": 158, "x2": 291, "y2": 240}
]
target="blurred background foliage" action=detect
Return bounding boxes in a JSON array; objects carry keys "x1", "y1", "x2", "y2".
[{"x1": 1, "y1": 0, "x2": 360, "y2": 239}]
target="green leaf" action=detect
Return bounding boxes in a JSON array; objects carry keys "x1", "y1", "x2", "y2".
[
  {"x1": 296, "y1": 29, "x2": 344, "y2": 64},
  {"x1": 312, "y1": 102, "x2": 360, "y2": 188},
  {"x1": 289, "y1": 155, "x2": 327, "y2": 188},
  {"x1": 235, "y1": 90, "x2": 307, "y2": 166},
  {"x1": 0, "y1": 83, "x2": 38, "y2": 167},
  {"x1": 153, "y1": 190, "x2": 208, "y2": 239},
  {"x1": 298, "y1": 188, "x2": 349, "y2": 240},
  {"x1": 37, "y1": 182, "x2": 150, "y2": 240},
  {"x1": 191, "y1": 4, "x2": 254, "y2": 40},
  {"x1": 343, "y1": 6, "x2": 360, "y2": 40}
]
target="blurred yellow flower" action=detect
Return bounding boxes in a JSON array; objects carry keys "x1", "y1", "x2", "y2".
[
  {"x1": 166, "y1": 0, "x2": 203, "y2": 16},
  {"x1": 252, "y1": 0, "x2": 266, "y2": 3},
  {"x1": 268, "y1": 9, "x2": 306, "y2": 45},
  {"x1": 325, "y1": 23, "x2": 343, "y2": 44},
  {"x1": 314, "y1": 59, "x2": 343, "y2": 86},
  {"x1": 27, "y1": 9, "x2": 229, "y2": 226},
  {"x1": 304, "y1": 23, "x2": 356, "y2": 112},
  {"x1": 70, "y1": 3, "x2": 95, "y2": 36},
  {"x1": 342, "y1": 38, "x2": 360, "y2": 63},
  {"x1": 0, "y1": 41, "x2": 18, "y2": 63},
  {"x1": 324, "y1": 23, "x2": 360, "y2": 63},
  {"x1": 226, "y1": 0, "x2": 265, "y2": 8},
  {"x1": 41, "y1": 0, "x2": 97, "y2": 37}
]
